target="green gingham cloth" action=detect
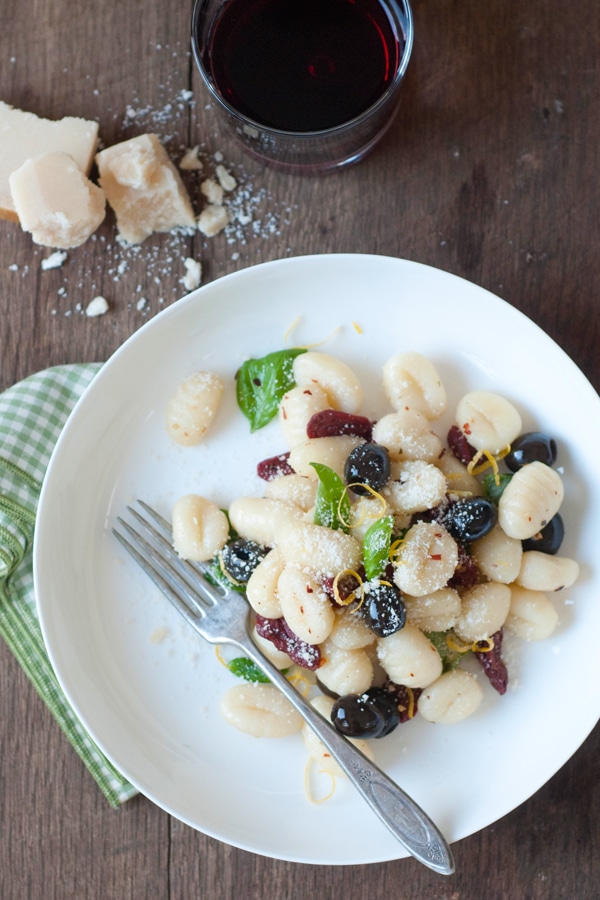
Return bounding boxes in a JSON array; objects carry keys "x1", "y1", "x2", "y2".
[{"x1": 0, "y1": 364, "x2": 138, "y2": 807}]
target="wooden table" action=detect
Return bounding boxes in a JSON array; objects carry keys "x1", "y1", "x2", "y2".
[{"x1": 2, "y1": 1, "x2": 599, "y2": 897}]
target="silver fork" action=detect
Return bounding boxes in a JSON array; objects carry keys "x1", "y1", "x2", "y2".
[{"x1": 113, "y1": 500, "x2": 455, "y2": 875}]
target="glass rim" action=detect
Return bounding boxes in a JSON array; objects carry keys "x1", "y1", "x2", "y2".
[{"x1": 190, "y1": 0, "x2": 414, "y2": 140}]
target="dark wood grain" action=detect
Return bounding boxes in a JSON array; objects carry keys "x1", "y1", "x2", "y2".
[{"x1": 1, "y1": 0, "x2": 599, "y2": 897}]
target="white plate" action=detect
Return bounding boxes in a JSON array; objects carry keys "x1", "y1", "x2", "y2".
[{"x1": 34, "y1": 254, "x2": 600, "y2": 865}]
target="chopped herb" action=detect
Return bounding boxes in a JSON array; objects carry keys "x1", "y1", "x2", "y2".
[
  {"x1": 236, "y1": 348, "x2": 307, "y2": 432},
  {"x1": 227, "y1": 657, "x2": 270, "y2": 683},
  {"x1": 311, "y1": 462, "x2": 351, "y2": 533},
  {"x1": 483, "y1": 472, "x2": 512, "y2": 505},
  {"x1": 426, "y1": 631, "x2": 468, "y2": 672},
  {"x1": 362, "y1": 515, "x2": 394, "y2": 580}
]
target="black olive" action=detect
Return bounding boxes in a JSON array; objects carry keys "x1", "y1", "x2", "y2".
[
  {"x1": 220, "y1": 538, "x2": 268, "y2": 583},
  {"x1": 344, "y1": 442, "x2": 391, "y2": 495},
  {"x1": 522, "y1": 513, "x2": 564, "y2": 555},
  {"x1": 362, "y1": 687, "x2": 401, "y2": 738},
  {"x1": 363, "y1": 582, "x2": 406, "y2": 637},
  {"x1": 330, "y1": 693, "x2": 385, "y2": 739},
  {"x1": 442, "y1": 497, "x2": 498, "y2": 543},
  {"x1": 505, "y1": 432, "x2": 557, "y2": 472}
]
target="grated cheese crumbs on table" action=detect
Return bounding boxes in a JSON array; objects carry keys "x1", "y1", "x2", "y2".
[
  {"x1": 201, "y1": 178, "x2": 224, "y2": 205},
  {"x1": 216, "y1": 164, "x2": 237, "y2": 192},
  {"x1": 179, "y1": 145, "x2": 203, "y2": 171},
  {"x1": 41, "y1": 251, "x2": 68, "y2": 270},
  {"x1": 5, "y1": 47, "x2": 295, "y2": 319},
  {"x1": 198, "y1": 204, "x2": 229, "y2": 237},
  {"x1": 180, "y1": 257, "x2": 202, "y2": 291},
  {"x1": 85, "y1": 295, "x2": 109, "y2": 317}
]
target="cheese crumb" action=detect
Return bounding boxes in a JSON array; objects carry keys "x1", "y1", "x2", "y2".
[
  {"x1": 85, "y1": 295, "x2": 109, "y2": 317},
  {"x1": 216, "y1": 164, "x2": 237, "y2": 192},
  {"x1": 96, "y1": 133, "x2": 196, "y2": 244},
  {"x1": 181, "y1": 257, "x2": 202, "y2": 291},
  {"x1": 201, "y1": 178, "x2": 224, "y2": 205},
  {"x1": 179, "y1": 145, "x2": 202, "y2": 171},
  {"x1": 41, "y1": 250, "x2": 68, "y2": 270},
  {"x1": 9, "y1": 152, "x2": 106, "y2": 249},
  {"x1": 197, "y1": 204, "x2": 229, "y2": 237}
]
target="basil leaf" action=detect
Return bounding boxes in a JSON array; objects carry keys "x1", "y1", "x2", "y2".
[
  {"x1": 426, "y1": 631, "x2": 468, "y2": 673},
  {"x1": 362, "y1": 515, "x2": 394, "y2": 580},
  {"x1": 227, "y1": 657, "x2": 270, "y2": 683},
  {"x1": 236, "y1": 348, "x2": 307, "y2": 432},
  {"x1": 311, "y1": 462, "x2": 350, "y2": 533},
  {"x1": 483, "y1": 472, "x2": 512, "y2": 505}
]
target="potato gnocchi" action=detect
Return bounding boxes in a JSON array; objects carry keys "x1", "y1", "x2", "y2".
[{"x1": 167, "y1": 347, "x2": 578, "y2": 779}]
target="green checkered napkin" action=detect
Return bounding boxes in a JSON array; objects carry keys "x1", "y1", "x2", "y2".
[{"x1": 0, "y1": 364, "x2": 138, "y2": 808}]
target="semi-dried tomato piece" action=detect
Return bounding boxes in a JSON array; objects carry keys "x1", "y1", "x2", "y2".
[
  {"x1": 474, "y1": 628, "x2": 508, "y2": 694},
  {"x1": 448, "y1": 543, "x2": 481, "y2": 589},
  {"x1": 255, "y1": 614, "x2": 322, "y2": 670},
  {"x1": 447, "y1": 424, "x2": 477, "y2": 465},
  {"x1": 306, "y1": 409, "x2": 373, "y2": 441},
  {"x1": 256, "y1": 451, "x2": 294, "y2": 481}
]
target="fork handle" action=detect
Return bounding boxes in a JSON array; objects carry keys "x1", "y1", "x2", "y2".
[{"x1": 234, "y1": 630, "x2": 455, "y2": 875}]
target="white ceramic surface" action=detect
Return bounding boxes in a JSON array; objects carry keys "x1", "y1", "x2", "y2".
[{"x1": 34, "y1": 254, "x2": 600, "y2": 864}]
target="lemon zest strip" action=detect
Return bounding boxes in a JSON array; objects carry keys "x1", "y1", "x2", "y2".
[
  {"x1": 332, "y1": 569, "x2": 364, "y2": 607},
  {"x1": 217, "y1": 553, "x2": 241, "y2": 585},
  {"x1": 473, "y1": 636, "x2": 495, "y2": 653},
  {"x1": 304, "y1": 757, "x2": 337, "y2": 804},
  {"x1": 215, "y1": 645, "x2": 229, "y2": 669},
  {"x1": 338, "y1": 483, "x2": 387, "y2": 530},
  {"x1": 283, "y1": 315, "x2": 302, "y2": 345},
  {"x1": 466, "y1": 445, "x2": 510, "y2": 486},
  {"x1": 286, "y1": 670, "x2": 311, "y2": 697},
  {"x1": 445, "y1": 633, "x2": 473, "y2": 654},
  {"x1": 389, "y1": 537, "x2": 405, "y2": 565}
]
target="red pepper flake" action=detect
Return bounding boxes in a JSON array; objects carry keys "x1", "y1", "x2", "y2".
[
  {"x1": 429, "y1": 553, "x2": 442, "y2": 561},
  {"x1": 463, "y1": 422, "x2": 472, "y2": 435}
]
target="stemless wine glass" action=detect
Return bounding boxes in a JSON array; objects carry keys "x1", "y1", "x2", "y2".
[{"x1": 191, "y1": 0, "x2": 414, "y2": 174}]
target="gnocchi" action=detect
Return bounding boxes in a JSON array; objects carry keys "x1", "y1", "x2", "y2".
[
  {"x1": 165, "y1": 370, "x2": 224, "y2": 446},
  {"x1": 372, "y1": 407, "x2": 443, "y2": 462},
  {"x1": 220, "y1": 683, "x2": 303, "y2": 738},
  {"x1": 293, "y1": 350, "x2": 364, "y2": 413},
  {"x1": 172, "y1": 494, "x2": 229, "y2": 562},
  {"x1": 498, "y1": 461, "x2": 564, "y2": 540},
  {"x1": 418, "y1": 670, "x2": 483, "y2": 724},
  {"x1": 455, "y1": 390, "x2": 522, "y2": 454},
  {"x1": 164, "y1": 345, "x2": 579, "y2": 783},
  {"x1": 382, "y1": 352, "x2": 447, "y2": 420}
]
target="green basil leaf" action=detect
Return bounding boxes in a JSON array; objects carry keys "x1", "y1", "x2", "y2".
[
  {"x1": 311, "y1": 462, "x2": 350, "y2": 533},
  {"x1": 227, "y1": 657, "x2": 270, "y2": 683},
  {"x1": 483, "y1": 472, "x2": 512, "y2": 505},
  {"x1": 426, "y1": 631, "x2": 468, "y2": 673},
  {"x1": 362, "y1": 515, "x2": 394, "y2": 580},
  {"x1": 236, "y1": 348, "x2": 307, "y2": 432}
]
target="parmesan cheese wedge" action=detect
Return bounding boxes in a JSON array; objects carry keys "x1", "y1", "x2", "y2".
[
  {"x1": 96, "y1": 133, "x2": 196, "y2": 244},
  {"x1": 9, "y1": 151, "x2": 105, "y2": 249},
  {"x1": 0, "y1": 101, "x2": 99, "y2": 222}
]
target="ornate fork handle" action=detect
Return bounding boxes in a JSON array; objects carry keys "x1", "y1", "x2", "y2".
[
  {"x1": 114, "y1": 502, "x2": 454, "y2": 875},
  {"x1": 234, "y1": 624, "x2": 455, "y2": 875}
]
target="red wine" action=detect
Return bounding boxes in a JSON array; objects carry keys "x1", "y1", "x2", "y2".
[{"x1": 205, "y1": 0, "x2": 403, "y2": 132}]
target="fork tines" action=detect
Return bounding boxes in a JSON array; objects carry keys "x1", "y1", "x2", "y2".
[{"x1": 112, "y1": 500, "x2": 223, "y2": 628}]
